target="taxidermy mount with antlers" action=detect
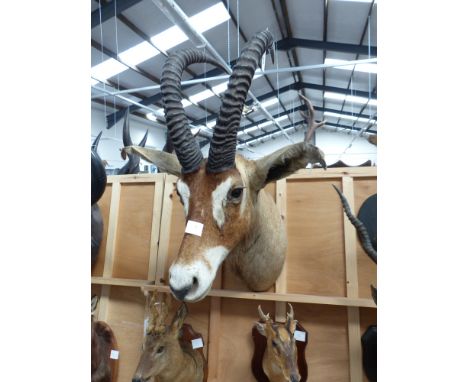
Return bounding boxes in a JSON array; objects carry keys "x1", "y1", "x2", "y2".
[
  {"x1": 255, "y1": 305, "x2": 301, "y2": 382},
  {"x1": 132, "y1": 293, "x2": 206, "y2": 382},
  {"x1": 125, "y1": 30, "x2": 326, "y2": 302}
]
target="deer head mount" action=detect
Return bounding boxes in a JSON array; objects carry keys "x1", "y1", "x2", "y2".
[
  {"x1": 133, "y1": 293, "x2": 205, "y2": 382},
  {"x1": 298, "y1": 93, "x2": 326, "y2": 144},
  {"x1": 125, "y1": 30, "x2": 326, "y2": 302},
  {"x1": 91, "y1": 295, "x2": 118, "y2": 382},
  {"x1": 255, "y1": 305, "x2": 301, "y2": 382}
]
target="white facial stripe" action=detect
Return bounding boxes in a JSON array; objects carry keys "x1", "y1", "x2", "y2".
[
  {"x1": 176, "y1": 180, "x2": 190, "y2": 216},
  {"x1": 211, "y1": 177, "x2": 232, "y2": 229},
  {"x1": 235, "y1": 160, "x2": 248, "y2": 216},
  {"x1": 169, "y1": 246, "x2": 229, "y2": 302}
]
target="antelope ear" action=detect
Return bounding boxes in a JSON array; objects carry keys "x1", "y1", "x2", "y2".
[
  {"x1": 252, "y1": 142, "x2": 326, "y2": 191},
  {"x1": 170, "y1": 303, "x2": 188, "y2": 335},
  {"x1": 287, "y1": 319, "x2": 297, "y2": 335},
  {"x1": 124, "y1": 146, "x2": 182, "y2": 176}
]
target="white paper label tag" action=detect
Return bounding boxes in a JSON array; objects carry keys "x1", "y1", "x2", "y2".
[
  {"x1": 261, "y1": 52, "x2": 266, "y2": 71},
  {"x1": 294, "y1": 330, "x2": 306, "y2": 342},
  {"x1": 191, "y1": 338, "x2": 204, "y2": 349},
  {"x1": 185, "y1": 220, "x2": 204, "y2": 236},
  {"x1": 110, "y1": 350, "x2": 119, "y2": 359}
]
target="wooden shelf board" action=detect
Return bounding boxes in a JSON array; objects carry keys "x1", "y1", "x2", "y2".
[
  {"x1": 91, "y1": 277, "x2": 155, "y2": 287},
  {"x1": 140, "y1": 284, "x2": 376, "y2": 308}
]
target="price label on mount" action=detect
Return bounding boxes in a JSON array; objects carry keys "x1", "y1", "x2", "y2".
[
  {"x1": 294, "y1": 330, "x2": 306, "y2": 342},
  {"x1": 186, "y1": 220, "x2": 204, "y2": 237},
  {"x1": 110, "y1": 350, "x2": 119, "y2": 359},
  {"x1": 191, "y1": 338, "x2": 204, "y2": 349}
]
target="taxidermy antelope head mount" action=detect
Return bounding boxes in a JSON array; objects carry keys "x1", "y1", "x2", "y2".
[
  {"x1": 299, "y1": 93, "x2": 326, "y2": 144},
  {"x1": 91, "y1": 295, "x2": 118, "y2": 382},
  {"x1": 133, "y1": 293, "x2": 205, "y2": 382},
  {"x1": 125, "y1": 30, "x2": 326, "y2": 302},
  {"x1": 256, "y1": 305, "x2": 301, "y2": 382}
]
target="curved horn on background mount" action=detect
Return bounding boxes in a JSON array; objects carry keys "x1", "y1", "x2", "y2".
[
  {"x1": 207, "y1": 30, "x2": 274, "y2": 173},
  {"x1": 91, "y1": 131, "x2": 107, "y2": 205},
  {"x1": 332, "y1": 185, "x2": 377, "y2": 263},
  {"x1": 118, "y1": 110, "x2": 149, "y2": 175},
  {"x1": 161, "y1": 49, "x2": 226, "y2": 174}
]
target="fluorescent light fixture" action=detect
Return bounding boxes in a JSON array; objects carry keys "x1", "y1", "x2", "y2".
[
  {"x1": 92, "y1": 3, "x2": 230, "y2": 83},
  {"x1": 325, "y1": 58, "x2": 377, "y2": 74},
  {"x1": 206, "y1": 120, "x2": 216, "y2": 128},
  {"x1": 191, "y1": 127, "x2": 201, "y2": 135},
  {"x1": 118, "y1": 41, "x2": 160, "y2": 67},
  {"x1": 91, "y1": 58, "x2": 128, "y2": 82},
  {"x1": 324, "y1": 111, "x2": 376, "y2": 123},
  {"x1": 324, "y1": 92, "x2": 377, "y2": 106},
  {"x1": 261, "y1": 98, "x2": 279, "y2": 108},
  {"x1": 189, "y1": 89, "x2": 215, "y2": 104}
]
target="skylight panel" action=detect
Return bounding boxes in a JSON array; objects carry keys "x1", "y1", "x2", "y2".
[
  {"x1": 190, "y1": 3, "x2": 230, "y2": 33},
  {"x1": 325, "y1": 58, "x2": 377, "y2": 74},
  {"x1": 151, "y1": 25, "x2": 188, "y2": 52},
  {"x1": 92, "y1": 3, "x2": 231, "y2": 83},
  {"x1": 118, "y1": 41, "x2": 160, "y2": 67},
  {"x1": 151, "y1": 3, "x2": 230, "y2": 52},
  {"x1": 324, "y1": 111, "x2": 376, "y2": 123},
  {"x1": 261, "y1": 98, "x2": 279, "y2": 108},
  {"x1": 212, "y1": 82, "x2": 228, "y2": 95},
  {"x1": 189, "y1": 89, "x2": 215, "y2": 104},
  {"x1": 324, "y1": 92, "x2": 377, "y2": 106},
  {"x1": 91, "y1": 58, "x2": 128, "y2": 82}
]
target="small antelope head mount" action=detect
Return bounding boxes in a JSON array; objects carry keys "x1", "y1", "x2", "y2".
[
  {"x1": 125, "y1": 30, "x2": 326, "y2": 302},
  {"x1": 256, "y1": 305, "x2": 301, "y2": 382},
  {"x1": 133, "y1": 294, "x2": 190, "y2": 382}
]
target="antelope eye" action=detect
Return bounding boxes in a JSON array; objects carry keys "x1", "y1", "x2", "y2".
[
  {"x1": 229, "y1": 187, "x2": 243, "y2": 200},
  {"x1": 272, "y1": 340, "x2": 278, "y2": 348},
  {"x1": 156, "y1": 346, "x2": 165, "y2": 354}
]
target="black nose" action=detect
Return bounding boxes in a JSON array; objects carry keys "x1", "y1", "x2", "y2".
[
  {"x1": 132, "y1": 378, "x2": 141, "y2": 382},
  {"x1": 291, "y1": 375, "x2": 301, "y2": 382},
  {"x1": 170, "y1": 284, "x2": 191, "y2": 301}
]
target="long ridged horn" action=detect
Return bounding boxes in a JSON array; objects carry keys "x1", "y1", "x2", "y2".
[
  {"x1": 207, "y1": 30, "x2": 274, "y2": 173},
  {"x1": 161, "y1": 49, "x2": 226, "y2": 173},
  {"x1": 332, "y1": 185, "x2": 377, "y2": 263}
]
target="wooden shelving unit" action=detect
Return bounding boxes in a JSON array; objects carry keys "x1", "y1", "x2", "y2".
[{"x1": 91, "y1": 167, "x2": 377, "y2": 382}]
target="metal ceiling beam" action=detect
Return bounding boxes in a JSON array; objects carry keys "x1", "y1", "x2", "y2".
[
  {"x1": 237, "y1": 103, "x2": 376, "y2": 135},
  {"x1": 91, "y1": 0, "x2": 143, "y2": 29},
  {"x1": 239, "y1": 120, "x2": 376, "y2": 146},
  {"x1": 336, "y1": 1, "x2": 376, "y2": 124},
  {"x1": 276, "y1": 38, "x2": 377, "y2": 56}
]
